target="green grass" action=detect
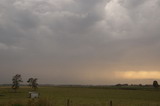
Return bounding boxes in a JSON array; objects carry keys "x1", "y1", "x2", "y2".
[{"x1": 0, "y1": 86, "x2": 160, "y2": 106}]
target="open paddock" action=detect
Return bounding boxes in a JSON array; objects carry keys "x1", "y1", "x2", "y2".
[{"x1": 0, "y1": 86, "x2": 160, "y2": 106}]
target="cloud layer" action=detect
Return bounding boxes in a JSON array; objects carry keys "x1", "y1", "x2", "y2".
[{"x1": 0, "y1": 0, "x2": 160, "y2": 84}]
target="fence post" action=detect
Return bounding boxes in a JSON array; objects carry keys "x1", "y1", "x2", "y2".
[
  {"x1": 110, "y1": 100, "x2": 112, "y2": 106},
  {"x1": 67, "y1": 99, "x2": 70, "y2": 106}
]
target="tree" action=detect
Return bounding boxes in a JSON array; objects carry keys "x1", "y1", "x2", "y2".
[
  {"x1": 27, "y1": 78, "x2": 38, "y2": 91},
  {"x1": 153, "y1": 80, "x2": 159, "y2": 88},
  {"x1": 12, "y1": 74, "x2": 23, "y2": 92},
  {"x1": 27, "y1": 78, "x2": 34, "y2": 88}
]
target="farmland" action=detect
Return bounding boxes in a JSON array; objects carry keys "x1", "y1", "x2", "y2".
[{"x1": 0, "y1": 86, "x2": 160, "y2": 106}]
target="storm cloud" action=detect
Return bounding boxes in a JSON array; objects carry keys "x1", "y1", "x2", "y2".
[{"x1": 0, "y1": 0, "x2": 160, "y2": 84}]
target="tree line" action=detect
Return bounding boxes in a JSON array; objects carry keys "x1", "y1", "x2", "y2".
[
  {"x1": 11, "y1": 74, "x2": 159, "y2": 92},
  {"x1": 115, "y1": 81, "x2": 159, "y2": 88},
  {"x1": 12, "y1": 74, "x2": 38, "y2": 92}
]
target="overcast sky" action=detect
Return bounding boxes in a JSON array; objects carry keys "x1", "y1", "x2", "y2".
[{"x1": 0, "y1": 0, "x2": 160, "y2": 85}]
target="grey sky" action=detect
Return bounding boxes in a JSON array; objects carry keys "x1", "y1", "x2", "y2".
[{"x1": 0, "y1": 0, "x2": 160, "y2": 84}]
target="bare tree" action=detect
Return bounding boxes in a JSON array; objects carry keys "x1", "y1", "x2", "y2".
[
  {"x1": 27, "y1": 78, "x2": 38, "y2": 91},
  {"x1": 12, "y1": 74, "x2": 23, "y2": 92}
]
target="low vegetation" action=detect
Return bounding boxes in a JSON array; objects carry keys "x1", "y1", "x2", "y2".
[{"x1": 0, "y1": 86, "x2": 160, "y2": 106}]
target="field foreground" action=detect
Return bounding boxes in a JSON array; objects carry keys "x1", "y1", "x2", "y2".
[{"x1": 0, "y1": 86, "x2": 160, "y2": 106}]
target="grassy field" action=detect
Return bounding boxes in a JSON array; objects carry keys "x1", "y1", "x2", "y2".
[{"x1": 0, "y1": 86, "x2": 160, "y2": 106}]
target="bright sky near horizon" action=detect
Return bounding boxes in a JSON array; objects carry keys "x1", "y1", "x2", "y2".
[{"x1": 0, "y1": 0, "x2": 160, "y2": 85}]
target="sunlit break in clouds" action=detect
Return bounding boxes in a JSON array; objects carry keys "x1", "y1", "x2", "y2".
[
  {"x1": 0, "y1": 0, "x2": 160, "y2": 84},
  {"x1": 115, "y1": 71, "x2": 160, "y2": 79}
]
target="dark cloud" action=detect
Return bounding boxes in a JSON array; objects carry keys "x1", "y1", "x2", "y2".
[{"x1": 0, "y1": 0, "x2": 160, "y2": 84}]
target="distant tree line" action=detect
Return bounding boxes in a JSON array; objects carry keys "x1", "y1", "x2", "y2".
[
  {"x1": 11, "y1": 74, "x2": 159, "y2": 92},
  {"x1": 115, "y1": 81, "x2": 159, "y2": 88},
  {"x1": 12, "y1": 74, "x2": 38, "y2": 92}
]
